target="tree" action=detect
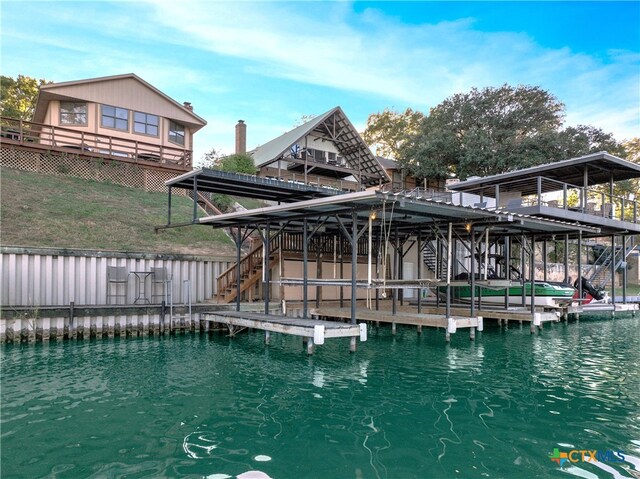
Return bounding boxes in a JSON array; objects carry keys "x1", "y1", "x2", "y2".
[
  {"x1": 400, "y1": 84, "x2": 566, "y2": 179},
  {"x1": 200, "y1": 147, "x2": 223, "y2": 168},
  {"x1": 555, "y1": 125, "x2": 626, "y2": 159},
  {"x1": 362, "y1": 108, "x2": 424, "y2": 159},
  {"x1": 1, "y1": 75, "x2": 51, "y2": 120},
  {"x1": 216, "y1": 153, "x2": 256, "y2": 175},
  {"x1": 199, "y1": 150, "x2": 256, "y2": 212},
  {"x1": 623, "y1": 137, "x2": 640, "y2": 163}
]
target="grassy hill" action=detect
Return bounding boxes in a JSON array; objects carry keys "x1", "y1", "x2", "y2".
[{"x1": 0, "y1": 167, "x2": 235, "y2": 256}]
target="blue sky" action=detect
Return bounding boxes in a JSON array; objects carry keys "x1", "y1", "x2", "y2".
[{"x1": 2, "y1": 1, "x2": 639, "y2": 165}]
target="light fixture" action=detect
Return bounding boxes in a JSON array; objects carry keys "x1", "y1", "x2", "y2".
[
  {"x1": 465, "y1": 223, "x2": 472, "y2": 232},
  {"x1": 369, "y1": 211, "x2": 377, "y2": 220}
]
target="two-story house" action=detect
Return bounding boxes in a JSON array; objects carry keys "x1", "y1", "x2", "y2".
[{"x1": 29, "y1": 73, "x2": 207, "y2": 171}]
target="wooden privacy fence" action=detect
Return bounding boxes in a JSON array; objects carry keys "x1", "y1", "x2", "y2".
[{"x1": 1, "y1": 247, "x2": 234, "y2": 307}]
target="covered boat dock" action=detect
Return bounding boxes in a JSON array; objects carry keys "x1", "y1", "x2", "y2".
[{"x1": 159, "y1": 152, "x2": 639, "y2": 352}]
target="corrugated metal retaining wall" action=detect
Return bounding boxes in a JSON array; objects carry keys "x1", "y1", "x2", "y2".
[{"x1": 1, "y1": 247, "x2": 234, "y2": 307}]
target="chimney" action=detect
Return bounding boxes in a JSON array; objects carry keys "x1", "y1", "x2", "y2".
[
  {"x1": 235, "y1": 120, "x2": 246, "y2": 154},
  {"x1": 183, "y1": 101, "x2": 193, "y2": 111}
]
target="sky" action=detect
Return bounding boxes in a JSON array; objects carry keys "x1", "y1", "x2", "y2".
[{"x1": 1, "y1": 1, "x2": 639, "y2": 165}]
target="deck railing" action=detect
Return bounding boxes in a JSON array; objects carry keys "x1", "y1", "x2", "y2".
[
  {"x1": 486, "y1": 175, "x2": 638, "y2": 223},
  {"x1": 0, "y1": 116, "x2": 192, "y2": 171},
  {"x1": 259, "y1": 166, "x2": 359, "y2": 192}
]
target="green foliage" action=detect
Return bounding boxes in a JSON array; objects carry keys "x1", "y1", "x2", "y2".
[
  {"x1": 400, "y1": 84, "x2": 566, "y2": 180},
  {"x1": 1, "y1": 74, "x2": 51, "y2": 120},
  {"x1": 216, "y1": 153, "x2": 256, "y2": 175},
  {"x1": 362, "y1": 108, "x2": 424, "y2": 159},
  {"x1": 590, "y1": 137, "x2": 640, "y2": 211},
  {"x1": 199, "y1": 150, "x2": 256, "y2": 211},
  {"x1": 211, "y1": 193, "x2": 234, "y2": 213},
  {"x1": 555, "y1": 125, "x2": 626, "y2": 159}
]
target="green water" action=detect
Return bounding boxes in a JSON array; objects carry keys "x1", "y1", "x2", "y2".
[{"x1": 2, "y1": 316, "x2": 639, "y2": 479}]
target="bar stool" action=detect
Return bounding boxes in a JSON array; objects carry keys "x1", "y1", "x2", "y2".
[
  {"x1": 107, "y1": 266, "x2": 128, "y2": 304},
  {"x1": 151, "y1": 266, "x2": 172, "y2": 304}
]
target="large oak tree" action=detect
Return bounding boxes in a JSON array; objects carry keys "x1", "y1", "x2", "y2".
[{"x1": 390, "y1": 84, "x2": 624, "y2": 180}]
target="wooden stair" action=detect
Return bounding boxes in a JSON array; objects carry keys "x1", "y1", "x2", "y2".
[{"x1": 217, "y1": 239, "x2": 280, "y2": 303}]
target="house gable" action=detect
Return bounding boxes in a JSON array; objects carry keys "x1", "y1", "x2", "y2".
[
  {"x1": 33, "y1": 74, "x2": 206, "y2": 130},
  {"x1": 250, "y1": 107, "x2": 389, "y2": 187}
]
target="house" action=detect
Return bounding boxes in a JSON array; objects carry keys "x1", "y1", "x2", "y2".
[
  {"x1": 243, "y1": 106, "x2": 390, "y2": 191},
  {"x1": 27, "y1": 73, "x2": 207, "y2": 171},
  {"x1": 377, "y1": 156, "x2": 446, "y2": 194}
]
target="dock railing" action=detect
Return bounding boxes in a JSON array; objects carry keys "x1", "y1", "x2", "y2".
[{"x1": 488, "y1": 176, "x2": 638, "y2": 223}]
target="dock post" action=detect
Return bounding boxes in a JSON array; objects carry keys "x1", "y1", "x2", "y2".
[
  {"x1": 469, "y1": 327, "x2": 475, "y2": 341},
  {"x1": 265, "y1": 330, "x2": 270, "y2": 345},
  {"x1": 417, "y1": 325, "x2": 422, "y2": 335},
  {"x1": 445, "y1": 331, "x2": 451, "y2": 342},
  {"x1": 307, "y1": 337, "x2": 314, "y2": 355},
  {"x1": 350, "y1": 336, "x2": 357, "y2": 353},
  {"x1": 392, "y1": 322, "x2": 397, "y2": 335}
]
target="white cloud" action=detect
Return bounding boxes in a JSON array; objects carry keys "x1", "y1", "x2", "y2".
[{"x1": 142, "y1": 0, "x2": 638, "y2": 139}]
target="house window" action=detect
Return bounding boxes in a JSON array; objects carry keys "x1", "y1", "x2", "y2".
[
  {"x1": 101, "y1": 105, "x2": 129, "y2": 131},
  {"x1": 133, "y1": 112, "x2": 159, "y2": 136},
  {"x1": 169, "y1": 121, "x2": 185, "y2": 146},
  {"x1": 60, "y1": 102, "x2": 87, "y2": 125}
]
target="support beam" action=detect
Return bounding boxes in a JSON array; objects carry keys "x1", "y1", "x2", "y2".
[{"x1": 351, "y1": 210, "x2": 358, "y2": 325}]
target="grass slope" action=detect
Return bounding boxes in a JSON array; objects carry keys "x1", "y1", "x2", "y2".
[{"x1": 0, "y1": 168, "x2": 234, "y2": 256}]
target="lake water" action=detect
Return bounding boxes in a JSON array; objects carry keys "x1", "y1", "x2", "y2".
[{"x1": 2, "y1": 315, "x2": 639, "y2": 479}]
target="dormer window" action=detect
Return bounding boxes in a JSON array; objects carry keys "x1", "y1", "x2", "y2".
[
  {"x1": 101, "y1": 105, "x2": 129, "y2": 131},
  {"x1": 169, "y1": 121, "x2": 185, "y2": 146},
  {"x1": 60, "y1": 102, "x2": 87, "y2": 126}
]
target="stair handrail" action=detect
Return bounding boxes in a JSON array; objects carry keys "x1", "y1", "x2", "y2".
[{"x1": 216, "y1": 236, "x2": 281, "y2": 299}]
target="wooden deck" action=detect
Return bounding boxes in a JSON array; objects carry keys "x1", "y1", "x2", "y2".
[
  {"x1": 201, "y1": 310, "x2": 365, "y2": 354},
  {"x1": 309, "y1": 307, "x2": 482, "y2": 341},
  {"x1": 566, "y1": 302, "x2": 639, "y2": 316},
  {"x1": 400, "y1": 304, "x2": 559, "y2": 325}
]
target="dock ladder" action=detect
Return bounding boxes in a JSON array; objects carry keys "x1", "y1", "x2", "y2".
[{"x1": 169, "y1": 280, "x2": 192, "y2": 332}]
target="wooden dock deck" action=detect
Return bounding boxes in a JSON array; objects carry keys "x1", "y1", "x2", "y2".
[
  {"x1": 309, "y1": 307, "x2": 482, "y2": 341},
  {"x1": 201, "y1": 311, "x2": 366, "y2": 354},
  {"x1": 565, "y1": 302, "x2": 639, "y2": 316},
  {"x1": 400, "y1": 304, "x2": 559, "y2": 325}
]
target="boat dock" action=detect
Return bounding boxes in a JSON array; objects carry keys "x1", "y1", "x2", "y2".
[
  {"x1": 310, "y1": 306, "x2": 482, "y2": 341},
  {"x1": 201, "y1": 310, "x2": 366, "y2": 354},
  {"x1": 565, "y1": 302, "x2": 638, "y2": 317},
  {"x1": 403, "y1": 304, "x2": 559, "y2": 328}
]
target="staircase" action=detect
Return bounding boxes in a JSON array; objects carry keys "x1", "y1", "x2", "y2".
[
  {"x1": 586, "y1": 236, "x2": 637, "y2": 289},
  {"x1": 196, "y1": 192, "x2": 224, "y2": 216},
  {"x1": 216, "y1": 239, "x2": 280, "y2": 303},
  {"x1": 422, "y1": 240, "x2": 446, "y2": 279}
]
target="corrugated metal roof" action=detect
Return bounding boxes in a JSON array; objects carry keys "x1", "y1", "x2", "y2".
[
  {"x1": 166, "y1": 168, "x2": 342, "y2": 202},
  {"x1": 197, "y1": 188, "x2": 601, "y2": 238},
  {"x1": 449, "y1": 152, "x2": 640, "y2": 194}
]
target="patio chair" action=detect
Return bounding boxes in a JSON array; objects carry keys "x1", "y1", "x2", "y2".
[
  {"x1": 150, "y1": 266, "x2": 172, "y2": 304},
  {"x1": 107, "y1": 266, "x2": 128, "y2": 304}
]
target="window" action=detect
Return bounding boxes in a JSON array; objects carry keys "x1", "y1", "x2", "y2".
[
  {"x1": 169, "y1": 121, "x2": 185, "y2": 146},
  {"x1": 101, "y1": 105, "x2": 129, "y2": 131},
  {"x1": 134, "y1": 111, "x2": 159, "y2": 136},
  {"x1": 60, "y1": 102, "x2": 87, "y2": 125}
]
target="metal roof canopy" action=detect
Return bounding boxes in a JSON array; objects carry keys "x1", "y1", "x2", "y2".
[
  {"x1": 165, "y1": 168, "x2": 342, "y2": 202},
  {"x1": 197, "y1": 189, "x2": 600, "y2": 238},
  {"x1": 448, "y1": 152, "x2": 640, "y2": 196}
]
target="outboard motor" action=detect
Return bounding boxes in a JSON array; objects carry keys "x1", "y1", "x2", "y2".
[{"x1": 574, "y1": 277, "x2": 606, "y2": 301}]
